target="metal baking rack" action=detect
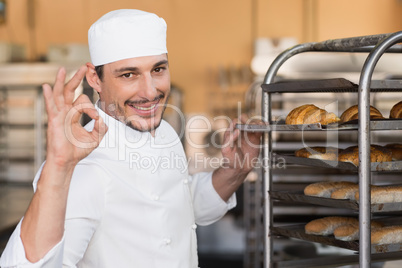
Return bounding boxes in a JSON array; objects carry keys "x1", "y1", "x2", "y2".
[
  {"x1": 271, "y1": 252, "x2": 402, "y2": 268},
  {"x1": 237, "y1": 119, "x2": 402, "y2": 132},
  {"x1": 273, "y1": 154, "x2": 402, "y2": 172},
  {"x1": 241, "y1": 31, "x2": 402, "y2": 268},
  {"x1": 270, "y1": 191, "x2": 402, "y2": 213},
  {"x1": 262, "y1": 77, "x2": 402, "y2": 93},
  {"x1": 271, "y1": 225, "x2": 402, "y2": 254}
]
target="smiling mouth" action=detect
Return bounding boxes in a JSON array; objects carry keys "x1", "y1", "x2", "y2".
[
  {"x1": 131, "y1": 103, "x2": 157, "y2": 111},
  {"x1": 126, "y1": 93, "x2": 165, "y2": 113}
]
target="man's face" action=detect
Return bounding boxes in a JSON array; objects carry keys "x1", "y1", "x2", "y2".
[{"x1": 97, "y1": 54, "x2": 171, "y2": 134}]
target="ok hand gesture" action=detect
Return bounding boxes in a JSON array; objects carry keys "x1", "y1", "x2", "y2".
[
  {"x1": 42, "y1": 66, "x2": 108, "y2": 171},
  {"x1": 20, "y1": 66, "x2": 108, "y2": 262}
]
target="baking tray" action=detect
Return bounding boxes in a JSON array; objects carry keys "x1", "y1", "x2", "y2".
[
  {"x1": 271, "y1": 222, "x2": 402, "y2": 253},
  {"x1": 262, "y1": 78, "x2": 402, "y2": 93},
  {"x1": 273, "y1": 154, "x2": 402, "y2": 172},
  {"x1": 236, "y1": 119, "x2": 402, "y2": 132},
  {"x1": 274, "y1": 252, "x2": 402, "y2": 268},
  {"x1": 270, "y1": 191, "x2": 402, "y2": 213}
]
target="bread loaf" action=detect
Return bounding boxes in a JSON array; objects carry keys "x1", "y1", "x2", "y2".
[
  {"x1": 295, "y1": 146, "x2": 340, "y2": 161},
  {"x1": 355, "y1": 185, "x2": 402, "y2": 204},
  {"x1": 334, "y1": 221, "x2": 384, "y2": 241},
  {"x1": 286, "y1": 104, "x2": 340, "y2": 125},
  {"x1": 330, "y1": 184, "x2": 360, "y2": 200},
  {"x1": 304, "y1": 181, "x2": 357, "y2": 198},
  {"x1": 331, "y1": 184, "x2": 379, "y2": 200},
  {"x1": 390, "y1": 101, "x2": 402, "y2": 119},
  {"x1": 340, "y1": 104, "x2": 384, "y2": 123},
  {"x1": 338, "y1": 145, "x2": 392, "y2": 166},
  {"x1": 371, "y1": 226, "x2": 402, "y2": 245},
  {"x1": 384, "y1": 143, "x2": 402, "y2": 161},
  {"x1": 305, "y1": 216, "x2": 358, "y2": 236}
]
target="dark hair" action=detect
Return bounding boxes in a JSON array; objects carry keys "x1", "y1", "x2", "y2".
[{"x1": 95, "y1": 65, "x2": 104, "y2": 81}]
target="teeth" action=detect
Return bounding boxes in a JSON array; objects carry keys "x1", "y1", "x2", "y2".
[{"x1": 132, "y1": 104, "x2": 157, "y2": 111}]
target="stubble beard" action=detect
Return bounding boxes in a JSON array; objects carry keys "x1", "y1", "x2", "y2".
[{"x1": 113, "y1": 94, "x2": 170, "y2": 133}]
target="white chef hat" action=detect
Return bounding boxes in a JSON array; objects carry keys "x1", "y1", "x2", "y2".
[{"x1": 88, "y1": 9, "x2": 167, "y2": 66}]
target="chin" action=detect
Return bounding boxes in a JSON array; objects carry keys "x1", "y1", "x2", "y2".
[
  {"x1": 126, "y1": 116, "x2": 163, "y2": 133},
  {"x1": 122, "y1": 103, "x2": 167, "y2": 132}
]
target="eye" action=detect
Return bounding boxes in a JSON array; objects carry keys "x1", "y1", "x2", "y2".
[
  {"x1": 121, "y1": 73, "x2": 134, "y2": 78},
  {"x1": 154, "y1": 66, "x2": 166, "y2": 73}
]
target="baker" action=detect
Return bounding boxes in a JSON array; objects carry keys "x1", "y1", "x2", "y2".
[{"x1": 0, "y1": 9, "x2": 261, "y2": 268}]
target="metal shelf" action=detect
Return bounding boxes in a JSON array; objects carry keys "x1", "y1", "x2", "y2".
[
  {"x1": 273, "y1": 154, "x2": 402, "y2": 172},
  {"x1": 270, "y1": 191, "x2": 402, "y2": 213},
  {"x1": 271, "y1": 223, "x2": 402, "y2": 254},
  {"x1": 263, "y1": 78, "x2": 402, "y2": 93},
  {"x1": 237, "y1": 119, "x2": 402, "y2": 132},
  {"x1": 274, "y1": 252, "x2": 402, "y2": 268}
]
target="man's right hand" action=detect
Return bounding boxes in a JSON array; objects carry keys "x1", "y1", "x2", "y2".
[
  {"x1": 20, "y1": 65, "x2": 107, "y2": 262},
  {"x1": 43, "y1": 66, "x2": 107, "y2": 173}
]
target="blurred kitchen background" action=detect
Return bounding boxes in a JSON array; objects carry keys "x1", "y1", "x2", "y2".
[{"x1": 1, "y1": 1, "x2": 402, "y2": 267}]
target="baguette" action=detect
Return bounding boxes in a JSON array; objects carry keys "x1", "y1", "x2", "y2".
[
  {"x1": 390, "y1": 100, "x2": 402, "y2": 119},
  {"x1": 305, "y1": 216, "x2": 358, "y2": 236},
  {"x1": 355, "y1": 185, "x2": 402, "y2": 204},
  {"x1": 371, "y1": 226, "x2": 402, "y2": 245},
  {"x1": 295, "y1": 146, "x2": 340, "y2": 161},
  {"x1": 330, "y1": 184, "x2": 360, "y2": 200},
  {"x1": 338, "y1": 145, "x2": 392, "y2": 166},
  {"x1": 304, "y1": 181, "x2": 357, "y2": 198},
  {"x1": 334, "y1": 221, "x2": 384, "y2": 241},
  {"x1": 331, "y1": 184, "x2": 379, "y2": 200},
  {"x1": 286, "y1": 104, "x2": 340, "y2": 125},
  {"x1": 340, "y1": 104, "x2": 384, "y2": 123}
]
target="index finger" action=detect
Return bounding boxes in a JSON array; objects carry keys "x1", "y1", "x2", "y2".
[{"x1": 64, "y1": 65, "x2": 88, "y2": 104}]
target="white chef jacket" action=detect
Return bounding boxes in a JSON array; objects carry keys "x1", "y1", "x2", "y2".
[{"x1": 0, "y1": 105, "x2": 236, "y2": 268}]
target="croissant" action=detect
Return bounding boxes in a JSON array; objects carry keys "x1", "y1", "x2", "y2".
[
  {"x1": 286, "y1": 104, "x2": 339, "y2": 125},
  {"x1": 340, "y1": 104, "x2": 384, "y2": 123},
  {"x1": 390, "y1": 101, "x2": 402, "y2": 119}
]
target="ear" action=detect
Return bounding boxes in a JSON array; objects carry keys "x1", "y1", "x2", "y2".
[{"x1": 86, "y1": 62, "x2": 102, "y2": 93}]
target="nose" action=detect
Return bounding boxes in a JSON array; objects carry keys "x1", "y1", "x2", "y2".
[{"x1": 138, "y1": 73, "x2": 158, "y2": 101}]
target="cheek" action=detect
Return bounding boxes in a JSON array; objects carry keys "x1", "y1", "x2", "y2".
[
  {"x1": 101, "y1": 85, "x2": 129, "y2": 103},
  {"x1": 159, "y1": 80, "x2": 171, "y2": 95},
  {"x1": 154, "y1": 73, "x2": 170, "y2": 89}
]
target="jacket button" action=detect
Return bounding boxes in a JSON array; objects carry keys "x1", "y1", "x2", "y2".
[
  {"x1": 163, "y1": 238, "x2": 171, "y2": 245},
  {"x1": 152, "y1": 195, "x2": 160, "y2": 201}
]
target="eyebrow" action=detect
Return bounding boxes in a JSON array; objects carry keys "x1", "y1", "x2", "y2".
[{"x1": 113, "y1": 60, "x2": 169, "y2": 75}]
